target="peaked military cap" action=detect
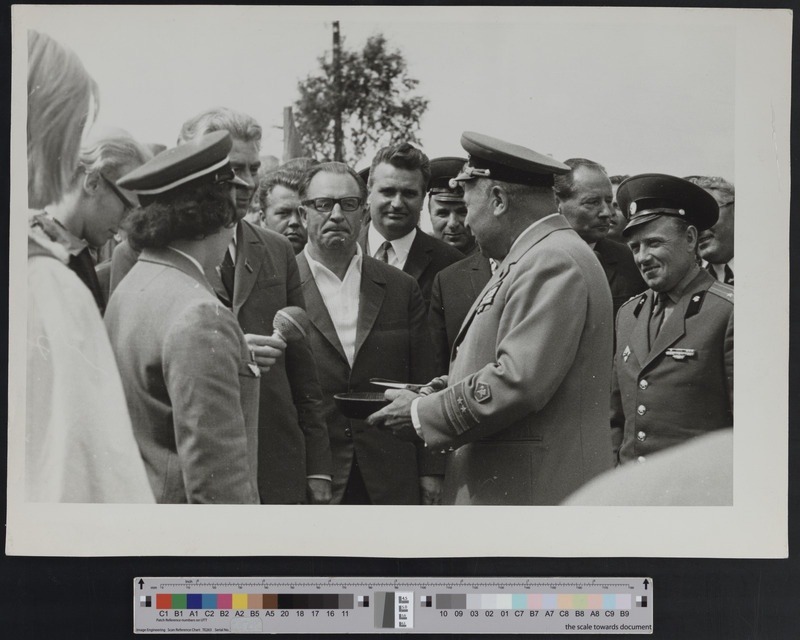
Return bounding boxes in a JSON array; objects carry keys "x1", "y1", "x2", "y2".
[
  {"x1": 617, "y1": 173, "x2": 719, "y2": 237},
  {"x1": 428, "y1": 156, "x2": 467, "y2": 201},
  {"x1": 117, "y1": 130, "x2": 247, "y2": 205},
  {"x1": 451, "y1": 131, "x2": 570, "y2": 188}
]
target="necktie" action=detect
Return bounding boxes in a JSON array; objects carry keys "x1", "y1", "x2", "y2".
[
  {"x1": 217, "y1": 248, "x2": 235, "y2": 306},
  {"x1": 705, "y1": 261, "x2": 717, "y2": 279},
  {"x1": 378, "y1": 240, "x2": 392, "y2": 263},
  {"x1": 649, "y1": 292, "x2": 667, "y2": 348}
]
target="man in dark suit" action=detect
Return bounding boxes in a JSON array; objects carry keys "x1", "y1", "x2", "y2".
[
  {"x1": 611, "y1": 174, "x2": 733, "y2": 465},
  {"x1": 370, "y1": 132, "x2": 614, "y2": 505},
  {"x1": 429, "y1": 252, "x2": 493, "y2": 376},
  {"x1": 358, "y1": 142, "x2": 463, "y2": 307},
  {"x1": 297, "y1": 161, "x2": 442, "y2": 504},
  {"x1": 426, "y1": 157, "x2": 493, "y2": 374},
  {"x1": 555, "y1": 158, "x2": 646, "y2": 316},
  {"x1": 177, "y1": 108, "x2": 332, "y2": 504}
]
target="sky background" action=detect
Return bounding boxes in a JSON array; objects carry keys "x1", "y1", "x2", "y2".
[{"x1": 18, "y1": 5, "x2": 735, "y2": 178}]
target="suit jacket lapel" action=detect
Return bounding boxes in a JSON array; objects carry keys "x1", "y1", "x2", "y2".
[
  {"x1": 469, "y1": 255, "x2": 492, "y2": 298},
  {"x1": 232, "y1": 221, "x2": 262, "y2": 315},
  {"x1": 353, "y1": 260, "x2": 385, "y2": 361},
  {"x1": 403, "y1": 230, "x2": 431, "y2": 282},
  {"x1": 296, "y1": 253, "x2": 348, "y2": 364}
]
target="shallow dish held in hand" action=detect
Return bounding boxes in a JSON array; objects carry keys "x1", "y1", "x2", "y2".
[{"x1": 333, "y1": 392, "x2": 389, "y2": 420}]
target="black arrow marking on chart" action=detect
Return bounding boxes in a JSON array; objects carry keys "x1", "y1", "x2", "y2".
[
  {"x1": 643, "y1": 579, "x2": 649, "y2": 590},
  {"x1": 138, "y1": 579, "x2": 144, "y2": 590}
]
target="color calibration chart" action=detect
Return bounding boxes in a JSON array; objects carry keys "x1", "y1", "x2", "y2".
[{"x1": 134, "y1": 577, "x2": 653, "y2": 634}]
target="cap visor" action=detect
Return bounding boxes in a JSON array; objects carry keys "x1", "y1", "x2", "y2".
[
  {"x1": 622, "y1": 213, "x2": 662, "y2": 237},
  {"x1": 229, "y1": 175, "x2": 250, "y2": 188}
]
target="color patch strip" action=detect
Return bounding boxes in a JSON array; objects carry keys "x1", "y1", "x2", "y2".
[{"x1": 201, "y1": 594, "x2": 217, "y2": 609}]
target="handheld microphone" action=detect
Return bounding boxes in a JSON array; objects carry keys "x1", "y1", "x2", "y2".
[{"x1": 272, "y1": 306, "x2": 310, "y2": 343}]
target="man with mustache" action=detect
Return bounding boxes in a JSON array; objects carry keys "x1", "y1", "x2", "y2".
[
  {"x1": 296, "y1": 162, "x2": 442, "y2": 504},
  {"x1": 611, "y1": 174, "x2": 733, "y2": 465},
  {"x1": 555, "y1": 159, "x2": 645, "y2": 317},
  {"x1": 685, "y1": 175, "x2": 735, "y2": 285}
]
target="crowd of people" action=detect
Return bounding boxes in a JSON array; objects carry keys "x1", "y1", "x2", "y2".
[{"x1": 25, "y1": 30, "x2": 734, "y2": 507}]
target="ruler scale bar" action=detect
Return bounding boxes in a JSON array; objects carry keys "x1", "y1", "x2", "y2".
[{"x1": 134, "y1": 577, "x2": 653, "y2": 634}]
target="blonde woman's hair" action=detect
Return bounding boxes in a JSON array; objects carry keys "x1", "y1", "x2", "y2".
[
  {"x1": 75, "y1": 126, "x2": 153, "y2": 185},
  {"x1": 27, "y1": 30, "x2": 99, "y2": 208}
]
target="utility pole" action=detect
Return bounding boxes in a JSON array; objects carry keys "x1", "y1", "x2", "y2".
[{"x1": 332, "y1": 20, "x2": 343, "y2": 161}]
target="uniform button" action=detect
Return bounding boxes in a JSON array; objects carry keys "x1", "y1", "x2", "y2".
[
  {"x1": 637, "y1": 430, "x2": 646, "y2": 441},
  {"x1": 637, "y1": 404, "x2": 646, "y2": 415},
  {"x1": 639, "y1": 379, "x2": 648, "y2": 390},
  {"x1": 344, "y1": 428, "x2": 352, "y2": 438},
  {"x1": 637, "y1": 456, "x2": 646, "y2": 463}
]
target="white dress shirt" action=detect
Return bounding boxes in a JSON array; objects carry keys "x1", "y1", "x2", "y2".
[
  {"x1": 367, "y1": 223, "x2": 416, "y2": 270},
  {"x1": 304, "y1": 245, "x2": 363, "y2": 367}
]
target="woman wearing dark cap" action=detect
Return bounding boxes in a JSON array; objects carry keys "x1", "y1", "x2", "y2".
[{"x1": 105, "y1": 131, "x2": 261, "y2": 504}]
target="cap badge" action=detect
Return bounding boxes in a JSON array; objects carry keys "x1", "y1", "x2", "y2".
[
  {"x1": 629, "y1": 202, "x2": 637, "y2": 216},
  {"x1": 678, "y1": 209, "x2": 685, "y2": 216}
]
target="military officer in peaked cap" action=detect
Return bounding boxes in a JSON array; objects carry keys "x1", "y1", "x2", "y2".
[
  {"x1": 427, "y1": 157, "x2": 477, "y2": 256},
  {"x1": 611, "y1": 173, "x2": 733, "y2": 467},
  {"x1": 369, "y1": 132, "x2": 615, "y2": 505},
  {"x1": 105, "y1": 131, "x2": 262, "y2": 503}
]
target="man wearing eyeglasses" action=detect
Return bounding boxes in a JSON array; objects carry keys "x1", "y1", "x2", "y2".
[
  {"x1": 359, "y1": 142, "x2": 463, "y2": 307},
  {"x1": 296, "y1": 162, "x2": 442, "y2": 505},
  {"x1": 685, "y1": 176, "x2": 735, "y2": 286},
  {"x1": 32, "y1": 127, "x2": 151, "y2": 314}
]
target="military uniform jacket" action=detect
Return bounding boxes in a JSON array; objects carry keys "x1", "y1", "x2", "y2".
[
  {"x1": 297, "y1": 253, "x2": 440, "y2": 504},
  {"x1": 105, "y1": 248, "x2": 260, "y2": 504},
  {"x1": 611, "y1": 268, "x2": 734, "y2": 464},
  {"x1": 416, "y1": 214, "x2": 615, "y2": 505},
  {"x1": 106, "y1": 223, "x2": 332, "y2": 504}
]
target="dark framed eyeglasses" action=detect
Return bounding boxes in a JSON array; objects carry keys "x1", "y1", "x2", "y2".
[
  {"x1": 100, "y1": 173, "x2": 137, "y2": 211},
  {"x1": 301, "y1": 197, "x2": 363, "y2": 213}
]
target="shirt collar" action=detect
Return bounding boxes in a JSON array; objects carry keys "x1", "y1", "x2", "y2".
[
  {"x1": 304, "y1": 243, "x2": 363, "y2": 282},
  {"x1": 368, "y1": 222, "x2": 417, "y2": 261}
]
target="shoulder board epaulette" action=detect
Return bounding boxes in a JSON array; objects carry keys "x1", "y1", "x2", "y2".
[
  {"x1": 685, "y1": 290, "x2": 708, "y2": 319},
  {"x1": 707, "y1": 280, "x2": 734, "y2": 304},
  {"x1": 627, "y1": 292, "x2": 648, "y2": 318}
]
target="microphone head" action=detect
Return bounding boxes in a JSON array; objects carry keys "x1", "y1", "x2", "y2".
[{"x1": 273, "y1": 306, "x2": 309, "y2": 343}]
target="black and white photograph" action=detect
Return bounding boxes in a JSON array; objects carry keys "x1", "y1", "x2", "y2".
[{"x1": 6, "y1": 5, "x2": 790, "y2": 558}]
